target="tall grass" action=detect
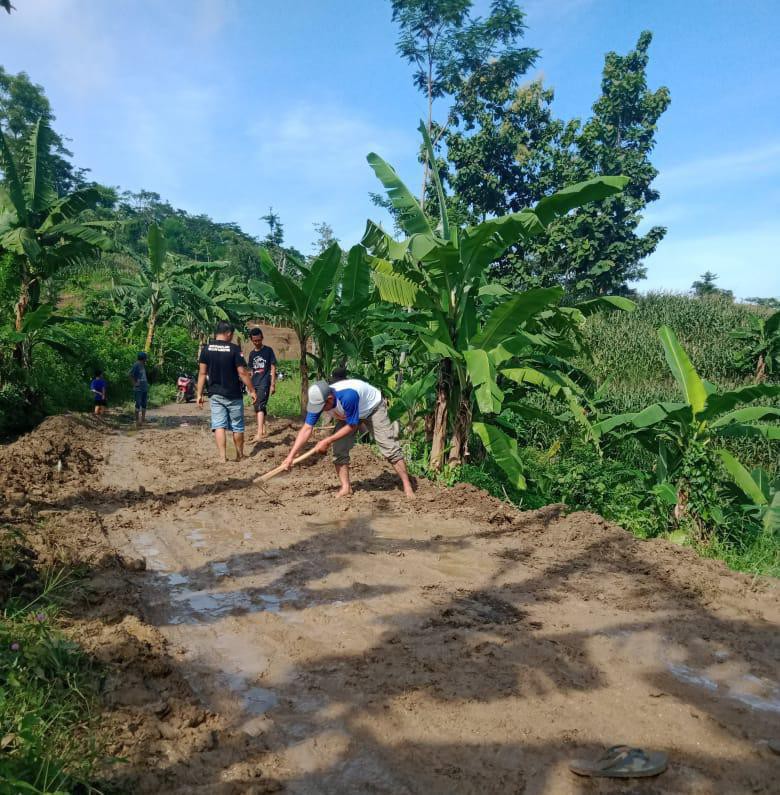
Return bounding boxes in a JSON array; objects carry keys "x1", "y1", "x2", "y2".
[{"x1": 0, "y1": 532, "x2": 105, "y2": 793}]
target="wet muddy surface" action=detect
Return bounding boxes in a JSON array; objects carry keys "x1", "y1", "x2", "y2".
[{"x1": 2, "y1": 405, "x2": 779, "y2": 793}]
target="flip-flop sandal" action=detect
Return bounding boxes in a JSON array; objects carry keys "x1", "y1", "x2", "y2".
[{"x1": 569, "y1": 745, "x2": 668, "y2": 778}]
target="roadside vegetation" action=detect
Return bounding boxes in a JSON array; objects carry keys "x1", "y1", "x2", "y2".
[
  {"x1": 1, "y1": 6, "x2": 777, "y2": 572},
  {"x1": 0, "y1": 532, "x2": 105, "y2": 792}
]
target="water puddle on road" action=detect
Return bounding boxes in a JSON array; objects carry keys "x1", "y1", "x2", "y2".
[{"x1": 667, "y1": 662, "x2": 780, "y2": 713}]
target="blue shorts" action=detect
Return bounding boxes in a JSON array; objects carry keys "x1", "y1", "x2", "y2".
[
  {"x1": 134, "y1": 388, "x2": 148, "y2": 410},
  {"x1": 210, "y1": 394, "x2": 245, "y2": 432}
]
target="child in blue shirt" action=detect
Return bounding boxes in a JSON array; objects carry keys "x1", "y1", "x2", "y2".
[{"x1": 90, "y1": 371, "x2": 107, "y2": 415}]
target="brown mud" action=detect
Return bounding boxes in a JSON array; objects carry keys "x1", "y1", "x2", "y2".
[{"x1": 1, "y1": 405, "x2": 778, "y2": 794}]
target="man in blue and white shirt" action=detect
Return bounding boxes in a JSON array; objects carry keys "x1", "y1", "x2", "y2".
[{"x1": 282, "y1": 377, "x2": 414, "y2": 498}]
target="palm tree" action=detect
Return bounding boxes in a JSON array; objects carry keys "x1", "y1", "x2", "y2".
[
  {"x1": 112, "y1": 224, "x2": 204, "y2": 353},
  {"x1": 249, "y1": 242, "x2": 342, "y2": 413},
  {"x1": 182, "y1": 266, "x2": 253, "y2": 346},
  {"x1": 0, "y1": 120, "x2": 111, "y2": 353}
]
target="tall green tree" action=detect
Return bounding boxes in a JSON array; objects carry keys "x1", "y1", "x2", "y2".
[
  {"x1": 529, "y1": 32, "x2": 670, "y2": 297},
  {"x1": 389, "y1": 0, "x2": 537, "y2": 207},
  {"x1": 0, "y1": 67, "x2": 86, "y2": 192},
  {"x1": 440, "y1": 31, "x2": 670, "y2": 298},
  {"x1": 691, "y1": 271, "x2": 733, "y2": 300}
]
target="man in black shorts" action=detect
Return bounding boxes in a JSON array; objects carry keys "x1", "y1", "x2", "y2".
[{"x1": 247, "y1": 327, "x2": 277, "y2": 441}]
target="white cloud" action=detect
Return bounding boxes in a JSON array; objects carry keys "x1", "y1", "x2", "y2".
[{"x1": 246, "y1": 103, "x2": 416, "y2": 249}]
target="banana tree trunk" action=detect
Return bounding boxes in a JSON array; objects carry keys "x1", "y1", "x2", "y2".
[
  {"x1": 144, "y1": 309, "x2": 157, "y2": 353},
  {"x1": 14, "y1": 275, "x2": 31, "y2": 332},
  {"x1": 299, "y1": 333, "x2": 309, "y2": 416},
  {"x1": 430, "y1": 358, "x2": 452, "y2": 471},
  {"x1": 756, "y1": 353, "x2": 767, "y2": 383},
  {"x1": 447, "y1": 391, "x2": 472, "y2": 467}
]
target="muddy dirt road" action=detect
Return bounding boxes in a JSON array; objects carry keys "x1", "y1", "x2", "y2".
[{"x1": 4, "y1": 403, "x2": 780, "y2": 793}]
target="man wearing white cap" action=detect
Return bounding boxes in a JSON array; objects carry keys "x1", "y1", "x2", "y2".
[{"x1": 282, "y1": 377, "x2": 415, "y2": 498}]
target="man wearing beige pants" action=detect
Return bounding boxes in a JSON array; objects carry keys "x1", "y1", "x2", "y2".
[{"x1": 282, "y1": 378, "x2": 415, "y2": 498}]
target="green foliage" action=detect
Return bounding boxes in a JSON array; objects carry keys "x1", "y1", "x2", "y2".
[
  {"x1": 443, "y1": 31, "x2": 670, "y2": 299},
  {"x1": 594, "y1": 325, "x2": 780, "y2": 532},
  {"x1": 365, "y1": 124, "x2": 628, "y2": 480},
  {"x1": 691, "y1": 270, "x2": 733, "y2": 300}
]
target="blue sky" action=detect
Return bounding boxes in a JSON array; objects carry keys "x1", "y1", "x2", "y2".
[{"x1": 1, "y1": 0, "x2": 778, "y2": 298}]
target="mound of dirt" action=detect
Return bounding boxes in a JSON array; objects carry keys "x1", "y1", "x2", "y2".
[{"x1": 0, "y1": 414, "x2": 108, "y2": 510}]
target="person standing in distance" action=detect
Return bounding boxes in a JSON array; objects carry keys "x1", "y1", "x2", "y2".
[
  {"x1": 282, "y1": 377, "x2": 415, "y2": 498},
  {"x1": 247, "y1": 327, "x2": 277, "y2": 442},
  {"x1": 129, "y1": 352, "x2": 149, "y2": 428},
  {"x1": 90, "y1": 370, "x2": 107, "y2": 415},
  {"x1": 196, "y1": 321, "x2": 257, "y2": 463}
]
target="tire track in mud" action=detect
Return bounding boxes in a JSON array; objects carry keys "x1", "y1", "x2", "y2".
[{"x1": 98, "y1": 403, "x2": 780, "y2": 794}]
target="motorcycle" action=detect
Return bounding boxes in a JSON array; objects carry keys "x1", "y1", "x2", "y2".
[{"x1": 176, "y1": 373, "x2": 195, "y2": 403}]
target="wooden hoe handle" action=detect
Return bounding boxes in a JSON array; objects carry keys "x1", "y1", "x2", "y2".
[{"x1": 255, "y1": 447, "x2": 319, "y2": 482}]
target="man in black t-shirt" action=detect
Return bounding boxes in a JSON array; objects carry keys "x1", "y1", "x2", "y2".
[
  {"x1": 196, "y1": 321, "x2": 257, "y2": 462},
  {"x1": 247, "y1": 327, "x2": 277, "y2": 442}
]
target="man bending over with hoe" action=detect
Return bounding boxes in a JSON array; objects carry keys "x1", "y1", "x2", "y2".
[
  {"x1": 196, "y1": 321, "x2": 257, "y2": 462},
  {"x1": 282, "y1": 377, "x2": 415, "y2": 498}
]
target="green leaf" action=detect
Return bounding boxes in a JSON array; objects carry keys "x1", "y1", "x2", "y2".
[
  {"x1": 700, "y1": 383, "x2": 780, "y2": 419},
  {"x1": 302, "y1": 242, "x2": 341, "y2": 316},
  {"x1": 23, "y1": 118, "x2": 57, "y2": 212},
  {"x1": 342, "y1": 245, "x2": 370, "y2": 306},
  {"x1": 20, "y1": 303, "x2": 54, "y2": 333},
  {"x1": 360, "y1": 220, "x2": 411, "y2": 260},
  {"x1": 575, "y1": 296, "x2": 636, "y2": 316},
  {"x1": 460, "y1": 211, "x2": 544, "y2": 282},
  {"x1": 763, "y1": 492, "x2": 780, "y2": 535},
  {"x1": 371, "y1": 259, "x2": 421, "y2": 307},
  {"x1": 717, "y1": 423, "x2": 780, "y2": 440},
  {"x1": 0, "y1": 127, "x2": 26, "y2": 220},
  {"x1": 533, "y1": 175, "x2": 629, "y2": 226},
  {"x1": 366, "y1": 152, "x2": 432, "y2": 236},
  {"x1": 472, "y1": 421, "x2": 527, "y2": 490},
  {"x1": 717, "y1": 449, "x2": 768, "y2": 506},
  {"x1": 147, "y1": 223, "x2": 167, "y2": 275},
  {"x1": 419, "y1": 120, "x2": 449, "y2": 239},
  {"x1": 710, "y1": 406, "x2": 780, "y2": 429},
  {"x1": 658, "y1": 325, "x2": 707, "y2": 415},
  {"x1": 472, "y1": 288, "x2": 564, "y2": 350},
  {"x1": 764, "y1": 309, "x2": 780, "y2": 336},
  {"x1": 388, "y1": 370, "x2": 437, "y2": 422},
  {"x1": 258, "y1": 247, "x2": 307, "y2": 319},
  {"x1": 653, "y1": 482, "x2": 678, "y2": 506},
  {"x1": 463, "y1": 349, "x2": 503, "y2": 414}
]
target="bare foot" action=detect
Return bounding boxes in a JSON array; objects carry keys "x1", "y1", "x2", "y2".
[
  {"x1": 404, "y1": 488, "x2": 416, "y2": 500},
  {"x1": 336, "y1": 487, "x2": 353, "y2": 498}
]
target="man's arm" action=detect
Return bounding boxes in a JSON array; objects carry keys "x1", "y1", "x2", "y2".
[
  {"x1": 237, "y1": 366, "x2": 257, "y2": 401},
  {"x1": 282, "y1": 423, "x2": 315, "y2": 468},
  {"x1": 196, "y1": 362, "x2": 208, "y2": 407},
  {"x1": 313, "y1": 421, "x2": 357, "y2": 455},
  {"x1": 270, "y1": 363, "x2": 277, "y2": 394}
]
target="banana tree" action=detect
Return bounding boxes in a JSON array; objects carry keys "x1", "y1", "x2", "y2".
[
  {"x1": 595, "y1": 325, "x2": 780, "y2": 521},
  {"x1": 363, "y1": 121, "x2": 629, "y2": 479},
  {"x1": 181, "y1": 266, "x2": 253, "y2": 345},
  {"x1": 717, "y1": 450, "x2": 780, "y2": 536},
  {"x1": 111, "y1": 224, "x2": 208, "y2": 353},
  {"x1": 0, "y1": 119, "x2": 111, "y2": 350},
  {"x1": 249, "y1": 242, "x2": 342, "y2": 413},
  {"x1": 2, "y1": 302, "x2": 88, "y2": 373},
  {"x1": 730, "y1": 309, "x2": 780, "y2": 382}
]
